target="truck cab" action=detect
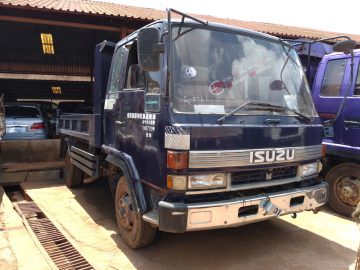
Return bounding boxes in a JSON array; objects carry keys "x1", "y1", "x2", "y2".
[
  {"x1": 311, "y1": 48, "x2": 360, "y2": 216},
  {"x1": 58, "y1": 10, "x2": 328, "y2": 248}
]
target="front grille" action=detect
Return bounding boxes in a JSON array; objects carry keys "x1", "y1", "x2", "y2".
[
  {"x1": 272, "y1": 166, "x2": 297, "y2": 180},
  {"x1": 189, "y1": 145, "x2": 322, "y2": 168},
  {"x1": 231, "y1": 165, "x2": 297, "y2": 186}
]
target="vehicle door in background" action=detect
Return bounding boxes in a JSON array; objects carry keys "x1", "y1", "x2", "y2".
[
  {"x1": 340, "y1": 55, "x2": 360, "y2": 147},
  {"x1": 312, "y1": 56, "x2": 349, "y2": 144}
]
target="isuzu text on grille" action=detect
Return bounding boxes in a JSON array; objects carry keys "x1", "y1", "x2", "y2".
[{"x1": 250, "y1": 149, "x2": 295, "y2": 163}]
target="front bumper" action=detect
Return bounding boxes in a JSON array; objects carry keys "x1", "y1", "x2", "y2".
[{"x1": 147, "y1": 183, "x2": 328, "y2": 233}]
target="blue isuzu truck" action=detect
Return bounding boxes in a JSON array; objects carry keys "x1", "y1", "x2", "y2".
[
  {"x1": 58, "y1": 9, "x2": 328, "y2": 248},
  {"x1": 294, "y1": 38, "x2": 359, "y2": 217}
]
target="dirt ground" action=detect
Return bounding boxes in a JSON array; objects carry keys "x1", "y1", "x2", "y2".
[{"x1": 9, "y1": 177, "x2": 356, "y2": 270}]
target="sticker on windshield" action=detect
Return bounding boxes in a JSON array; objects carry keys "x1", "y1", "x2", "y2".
[
  {"x1": 194, "y1": 105, "x2": 225, "y2": 114},
  {"x1": 209, "y1": 77, "x2": 233, "y2": 96},
  {"x1": 209, "y1": 81, "x2": 224, "y2": 95},
  {"x1": 185, "y1": 66, "x2": 197, "y2": 78}
]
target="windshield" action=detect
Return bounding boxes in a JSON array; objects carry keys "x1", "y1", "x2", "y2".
[{"x1": 171, "y1": 27, "x2": 317, "y2": 117}]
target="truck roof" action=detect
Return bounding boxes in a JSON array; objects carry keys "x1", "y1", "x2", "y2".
[
  {"x1": 324, "y1": 48, "x2": 360, "y2": 59},
  {"x1": 117, "y1": 19, "x2": 286, "y2": 48}
]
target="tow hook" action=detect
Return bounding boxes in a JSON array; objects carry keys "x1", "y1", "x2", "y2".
[{"x1": 291, "y1": 213, "x2": 297, "y2": 219}]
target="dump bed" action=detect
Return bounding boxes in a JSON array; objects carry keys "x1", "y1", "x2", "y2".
[
  {"x1": 57, "y1": 41, "x2": 115, "y2": 148},
  {"x1": 58, "y1": 113, "x2": 100, "y2": 146}
]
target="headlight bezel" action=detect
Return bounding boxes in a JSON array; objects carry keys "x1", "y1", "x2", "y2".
[
  {"x1": 301, "y1": 161, "x2": 320, "y2": 178},
  {"x1": 188, "y1": 173, "x2": 227, "y2": 190},
  {"x1": 167, "y1": 173, "x2": 227, "y2": 191}
]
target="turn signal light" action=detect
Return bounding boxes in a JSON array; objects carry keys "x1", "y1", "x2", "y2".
[
  {"x1": 167, "y1": 175, "x2": 187, "y2": 190},
  {"x1": 167, "y1": 150, "x2": 188, "y2": 169}
]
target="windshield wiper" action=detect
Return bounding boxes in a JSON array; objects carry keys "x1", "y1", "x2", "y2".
[{"x1": 217, "y1": 100, "x2": 312, "y2": 124}]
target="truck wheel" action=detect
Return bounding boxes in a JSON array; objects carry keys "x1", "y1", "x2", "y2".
[
  {"x1": 115, "y1": 176, "x2": 156, "y2": 249},
  {"x1": 64, "y1": 150, "x2": 84, "y2": 188},
  {"x1": 326, "y1": 163, "x2": 360, "y2": 217}
]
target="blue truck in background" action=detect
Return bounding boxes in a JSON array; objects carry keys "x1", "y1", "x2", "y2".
[
  {"x1": 295, "y1": 38, "x2": 359, "y2": 217},
  {"x1": 57, "y1": 9, "x2": 328, "y2": 248}
]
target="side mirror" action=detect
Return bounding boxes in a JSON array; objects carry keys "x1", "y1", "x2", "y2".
[
  {"x1": 333, "y1": 39, "x2": 357, "y2": 54},
  {"x1": 137, "y1": 28, "x2": 164, "y2": 72},
  {"x1": 269, "y1": 80, "x2": 284, "y2": 91}
]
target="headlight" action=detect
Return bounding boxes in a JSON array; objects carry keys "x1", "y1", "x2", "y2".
[
  {"x1": 188, "y1": 174, "x2": 226, "y2": 189},
  {"x1": 301, "y1": 162, "x2": 320, "y2": 177}
]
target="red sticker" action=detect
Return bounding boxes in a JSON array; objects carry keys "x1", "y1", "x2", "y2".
[{"x1": 209, "y1": 80, "x2": 232, "y2": 95}]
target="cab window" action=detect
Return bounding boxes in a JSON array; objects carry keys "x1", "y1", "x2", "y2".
[
  {"x1": 108, "y1": 46, "x2": 128, "y2": 93},
  {"x1": 353, "y1": 64, "x2": 360, "y2": 96},
  {"x1": 320, "y1": 59, "x2": 347, "y2": 96},
  {"x1": 124, "y1": 40, "x2": 160, "y2": 93}
]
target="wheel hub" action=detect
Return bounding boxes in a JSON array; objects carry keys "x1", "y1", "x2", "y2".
[
  {"x1": 337, "y1": 176, "x2": 360, "y2": 206},
  {"x1": 118, "y1": 194, "x2": 134, "y2": 230}
]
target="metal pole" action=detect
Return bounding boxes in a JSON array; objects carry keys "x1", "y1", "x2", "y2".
[{"x1": 307, "y1": 43, "x2": 311, "y2": 81}]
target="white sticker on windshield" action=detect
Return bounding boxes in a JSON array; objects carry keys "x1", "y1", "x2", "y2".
[
  {"x1": 194, "y1": 105, "x2": 225, "y2": 114},
  {"x1": 185, "y1": 67, "x2": 197, "y2": 78}
]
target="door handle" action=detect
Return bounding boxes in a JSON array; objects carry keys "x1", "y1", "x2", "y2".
[
  {"x1": 115, "y1": 121, "x2": 125, "y2": 125},
  {"x1": 344, "y1": 120, "x2": 360, "y2": 128}
]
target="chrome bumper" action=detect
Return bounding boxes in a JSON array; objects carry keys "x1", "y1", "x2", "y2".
[{"x1": 153, "y1": 183, "x2": 328, "y2": 232}]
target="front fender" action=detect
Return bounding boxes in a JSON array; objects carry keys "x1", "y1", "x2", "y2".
[{"x1": 102, "y1": 145, "x2": 147, "y2": 214}]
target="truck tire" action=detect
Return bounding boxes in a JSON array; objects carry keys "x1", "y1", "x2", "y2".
[
  {"x1": 115, "y1": 176, "x2": 156, "y2": 249},
  {"x1": 326, "y1": 163, "x2": 360, "y2": 217},
  {"x1": 64, "y1": 150, "x2": 84, "y2": 188}
]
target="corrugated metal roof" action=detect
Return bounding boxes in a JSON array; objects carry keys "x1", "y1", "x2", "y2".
[
  {"x1": 1, "y1": 0, "x2": 359, "y2": 42},
  {"x1": 0, "y1": 0, "x2": 165, "y2": 20}
]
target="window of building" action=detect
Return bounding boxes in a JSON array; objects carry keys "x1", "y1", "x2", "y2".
[
  {"x1": 51, "y1": 86, "x2": 62, "y2": 94},
  {"x1": 40, "y1": 33, "x2": 55, "y2": 55}
]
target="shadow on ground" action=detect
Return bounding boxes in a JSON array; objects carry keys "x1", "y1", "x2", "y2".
[{"x1": 26, "y1": 178, "x2": 358, "y2": 270}]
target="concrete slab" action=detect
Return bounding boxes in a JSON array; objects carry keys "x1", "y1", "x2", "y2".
[
  {"x1": 0, "y1": 186, "x2": 51, "y2": 270},
  {"x1": 22, "y1": 178, "x2": 360, "y2": 270},
  {"x1": 0, "y1": 139, "x2": 61, "y2": 163},
  {"x1": 0, "y1": 139, "x2": 63, "y2": 184},
  {"x1": 0, "y1": 170, "x2": 61, "y2": 184}
]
